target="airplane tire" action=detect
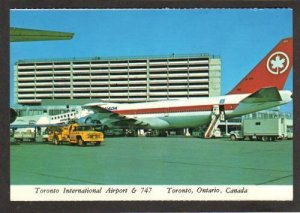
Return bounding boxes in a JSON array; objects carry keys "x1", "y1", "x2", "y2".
[
  {"x1": 94, "y1": 142, "x2": 100, "y2": 146},
  {"x1": 230, "y1": 135, "x2": 236, "y2": 141},
  {"x1": 77, "y1": 138, "x2": 85, "y2": 146},
  {"x1": 53, "y1": 137, "x2": 59, "y2": 145}
]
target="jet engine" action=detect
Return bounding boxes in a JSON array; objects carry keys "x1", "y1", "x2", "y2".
[
  {"x1": 10, "y1": 108, "x2": 17, "y2": 123},
  {"x1": 78, "y1": 115, "x2": 101, "y2": 125}
]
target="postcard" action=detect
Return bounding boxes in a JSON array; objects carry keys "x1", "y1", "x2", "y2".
[{"x1": 9, "y1": 8, "x2": 293, "y2": 202}]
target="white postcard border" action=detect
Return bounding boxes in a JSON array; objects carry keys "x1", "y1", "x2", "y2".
[{"x1": 11, "y1": 185, "x2": 293, "y2": 201}]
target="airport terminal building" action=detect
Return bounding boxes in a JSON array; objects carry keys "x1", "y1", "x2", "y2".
[{"x1": 14, "y1": 54, "x2": 221, "y2": 106}]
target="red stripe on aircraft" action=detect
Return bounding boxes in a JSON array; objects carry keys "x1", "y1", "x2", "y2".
[{"x1": 114, "y1": 104, "x2": 238, "y2": 115}]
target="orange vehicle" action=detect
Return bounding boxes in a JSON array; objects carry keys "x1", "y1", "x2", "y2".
[{"x1": 48, "y1": 124, "x2": 104, "y2": 146}]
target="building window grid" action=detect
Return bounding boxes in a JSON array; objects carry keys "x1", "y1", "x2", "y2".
[
  {"x1": 127, "y1": 61, "x2": 130, "y2": 101},
  {"x1": 89, "y1": 61, "x2": 92, "y2": 99},
  {"x1": 16, "y1": 56, "x2": 218, "y2": 104},
  {"x1": 33, "y1": 63, "x2": 37, "y2": 101},
  {"x1": 166, "y1": 59, "x2": 170, "y2": 100},
  {"x1": 108, "y1": 61, "x2": 111, "y2": 101},
  {"x1": 51, "y1": 63, "x2": 55, "y2": 100},
  {"x1": 208, "y1": 61, "x2": 210, "y2": 97},
  {"x1": 187, "y1": 59, "x2": 190, "y2": 99}
]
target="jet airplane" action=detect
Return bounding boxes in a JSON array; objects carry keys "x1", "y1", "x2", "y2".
[{"x1": 80, "y1": 38, "x2": 293, "y2": 137}]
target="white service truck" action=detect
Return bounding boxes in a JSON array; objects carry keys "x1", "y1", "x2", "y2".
[
  {"x1": 229, "y1": 117, "x2": 292, "y2": 141},
  {"x1": 14, "y1": 129, "x2": 35, "y2": 142}
]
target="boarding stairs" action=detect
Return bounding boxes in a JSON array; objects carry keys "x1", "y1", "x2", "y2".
[{"x1": 204, "y1": 105, "x2": 225, "y2": 138}]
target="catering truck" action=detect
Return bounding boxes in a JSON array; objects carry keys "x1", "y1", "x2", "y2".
[
  {"x1": 48, "y1": 123, "x2": 104, "y2": 146},
  {"x1": 229, "y1": 117, "x2": 292, "y2": 141}
]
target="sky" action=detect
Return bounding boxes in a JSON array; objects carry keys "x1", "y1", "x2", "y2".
[{"x1": 10, "y1": 9, "x2": 293, "y2": 112}]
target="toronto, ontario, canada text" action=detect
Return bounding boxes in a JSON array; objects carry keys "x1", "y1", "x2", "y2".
[{"x1": 166, "y1": 187, "x2": 248, "y2": 194}]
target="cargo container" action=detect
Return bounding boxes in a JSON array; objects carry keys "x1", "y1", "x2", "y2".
[{"x1": 229, "y1": 117, "x2": 292, "y2": 141}]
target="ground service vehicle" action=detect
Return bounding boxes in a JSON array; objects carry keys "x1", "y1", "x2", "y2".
[
  {"x1": 192, "y1": 128, "x2": 222, "y2": 138},
  {"x1": 14, "y1": 129, "x2": 35, "y2": 142},
  {"x1": 48, "y1": 124, "x2": 104, "y2": 146},
  {"x1": 42, "y1": 127, "x2": 53, "y2": 142},
  {"x1": 145, "y1": 130, "x2": 160, "y2": 137},
  {"x1": 286, "y1": 126, "x2": 293, "y2": 139},
  {"x1": 104, "y1": 129, "x2": 125, "y2": 137},
  {"x1": 229, "y1": 117, "x2": 292, "y2": 141}
]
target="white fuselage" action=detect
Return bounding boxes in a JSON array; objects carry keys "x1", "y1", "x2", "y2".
[
  {"x1": 11, "y1": 108, "x2": 87, "y2": 126},
  {"x1": 87, "y1": 90, "x2": 292, "y2": 129}
]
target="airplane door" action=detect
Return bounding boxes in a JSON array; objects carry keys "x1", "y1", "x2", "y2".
[{"x1": 219, "y1": 98, "x2": 226, "y2": 121}]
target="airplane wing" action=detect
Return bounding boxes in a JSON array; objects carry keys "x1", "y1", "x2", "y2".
[
  {"x1": 241, "y1": 87, "x2": 282, "y2": 103},
  {"x1": 83, "y1": 105, "x2": 126, "y2": 119},
  {"x1": 82, "y1": 105, "x2": 150, "y2": 128},
  {"x1": 10, "y1": 27, "x2": 74, "y2": 42},
  {"x1": 231, "y1": 87, "x2": 283, "y2": 116},
  {"x1": 83, "y1": 104, "x2": 171, "y2": 128}
]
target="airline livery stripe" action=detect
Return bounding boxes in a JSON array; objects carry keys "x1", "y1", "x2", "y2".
[{"x1": 114, "y1": 104, "x2": 238, "y2": 115}]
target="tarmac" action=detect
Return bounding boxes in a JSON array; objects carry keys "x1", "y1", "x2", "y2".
[{"x1": 10, "y1": 137, "x2": 293, "y2": 185}]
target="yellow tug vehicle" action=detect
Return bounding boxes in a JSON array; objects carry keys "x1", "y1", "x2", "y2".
[{"x1": 48, "y1": 123, "x2": 104, "y2": 146}]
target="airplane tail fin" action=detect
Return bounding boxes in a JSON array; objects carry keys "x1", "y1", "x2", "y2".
[{"x1": 228, "y1": 38, "x2": 293, "y2": 95}]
